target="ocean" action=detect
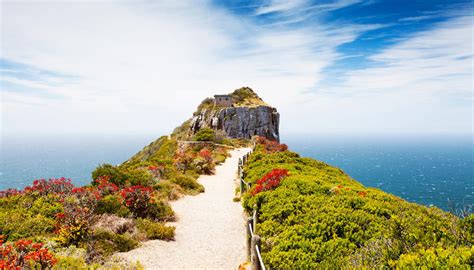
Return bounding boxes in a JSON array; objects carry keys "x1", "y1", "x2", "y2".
[
  {"x1": 285, "y1": 134, "x2": 473, "y2": 213},
  {"x1": 1, "y1": 134, "x2": 472, "y2": 212}
]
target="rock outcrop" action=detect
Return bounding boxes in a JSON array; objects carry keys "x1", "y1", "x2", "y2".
[{"x1": 190, "y1": 105, "x2": 280, "y2": 141}]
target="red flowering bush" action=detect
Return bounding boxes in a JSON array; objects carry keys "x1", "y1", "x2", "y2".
[
  {"x1": 23, "y1": 177, "x2": 74, "y2": 197},
  {"x1": 255, "y1": 136, "x2": 288, "y2": 153},
  {"x1": 251, "y1": 169, "x2": 289, "y2": 196},
  {"x1": 120, "y1": 186, "x2": 154, "y2": 218},
  {"x1": 174, "y1": 150, "x2": 195, "y2": 173},
  {"x1": 0, "y1": 188, "x2": 22, "y2": 198},
  {"x1": 192, "y1": 148, "x2": 215, "y2": 174},
  {"x1": 0, "y1": 238, "x2": 57, "y2": 269},
  {"x1": 148, "y1": 164, "x2": 166, "y2": 179},
  {"x1": 198, "y1": 148, "x2": 212, "y2": 161},
  {"x1": 55, "y1": 187, "x2": 100, "y2": 246},
  {"x1": 94, "y1": 176, "x2": 119, "y2": 196}
]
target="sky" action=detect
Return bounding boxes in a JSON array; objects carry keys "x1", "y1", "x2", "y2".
[{"x1": 1, "y1": 0, "x2": 473, "y2": 138}]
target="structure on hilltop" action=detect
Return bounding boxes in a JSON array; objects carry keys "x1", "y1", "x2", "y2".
[
  {"x1": 174, "y1": 87, "x2": 280, "y2": 142},
  {"x1": 213, "y1": 94, "x2": 233, "y2": 106}
]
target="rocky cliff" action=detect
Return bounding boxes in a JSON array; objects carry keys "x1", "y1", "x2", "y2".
[
  {"x1": 190, "y1": 105, "x2": 280, "y2": 141},
  {"x1": 175, "y1": 87, "x2": 280, "y2": 141}
]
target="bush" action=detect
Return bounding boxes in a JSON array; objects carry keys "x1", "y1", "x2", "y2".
[
  {"x1": 55, "y1": 188, "x2": 100, "y2": 246},
  {"x1": 254, "y1": 136, "x2": 288, "y2": 153},
  {"x1": 145, "y1": 201, "x2": 175, "y2": 221},
  {"x1": 53, "y1": 256, "x2": 95, "y2": 270},
  {"x1": 0, "y1": 194, "x2": 61, "y2": 240},
  {"x1": 119, "y1": 186, "x2": 154, "y2": 218},
  {"x1": 191, "y1": 157, "x2": 215, "y2": 175},
  {"x1": 194, "y1": 128, "x2": 215, "y2": 142},
  {"x1": 173, "y1": 150, "x2": 195, "y2": 173},
  {"x1": 171, "y1": 174, "x2": 204, "y2": 193},
  {"x1": 0, "y1": 239, "x2": 58, "y2": 269},
  {"x1": 87, "y1": 229, "x2": 138, "y2": 260},
  {"x1": 23, "y1": 178, "x2": 74, "y2": 197},
  {"x1": 135, "y1": 219, "x2": 175, "y2": 241},
  {"x1": 395, "y1": 246, "x2": 473, "y2": 268},
  {"x1": 125, "y1": 168, "x2": 154, "y2": 187},
  {"x1": 250, "y1": 168, "x2": 288, "y2": 196},
  {"x1": 153, "y1": 181, "x2": 181, "y2": 200},
  {"x1": 96, "y1": 195, "x2": 130, "y2": 217},
  {"x1": 242, "y1": 142, "x2": 473, "y2": 269},
  {"x1": 92, "y1": 164, "x2": 127, "y2": 186},
  {"x1": 119, "y1": 186, "x2": 174, "y2": 220}
]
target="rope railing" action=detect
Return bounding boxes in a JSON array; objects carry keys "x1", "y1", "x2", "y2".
[
  {"x1": 255, "y1": 245, "x2": 266, "y2": 270},
  {"x1": 240, "y1": 143, "x2": 267, "y2": 270}
]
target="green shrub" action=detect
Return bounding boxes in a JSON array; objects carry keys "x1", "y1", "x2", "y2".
[
  {"x1": 92, "y1": 164, "x2": 127, "y2": 186},
  {"x1": 125, "y1": 168, "x2": 154, "y2": 186},
  {"x1": 0, "y1": 194, "x2": 61, "y2": 240},
  {"x1": 153, "y1": 181, "x2": 181, "y2": 200},
  {"x1": 88, "y1": 229, "x2": 139, "y2": 260},
  {"x1": 171, "y1": 174, "x2": 204, "y2": 193},
  {"x1": 191, "y1": 157, "x2": 215, "y2": 175},
  {"x1": 53, "y1": 256, "x2": 98, "y2": 269},
  {"x1": 242, "y1": 146, "x2": 473, "y2": 269},
  {"x1": 96, "y1": 195, "x2": 130, "y2": 217},
  {"x1": 194, "y1": 128, "x2": 215, "y2": 142},
  {"x1": 395, "y1": 246, "x2": 473, "y2": 268},
  {"x1": 136, "y1": 218, "x2": 175, "y2": 241},
  {"x1": 146, "y1": 201, "x2": 175, "y2": 221}
]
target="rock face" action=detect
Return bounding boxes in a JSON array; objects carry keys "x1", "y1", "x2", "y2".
[{"x1": 190, "y1": 105, "x2": 280, "y2": 141}]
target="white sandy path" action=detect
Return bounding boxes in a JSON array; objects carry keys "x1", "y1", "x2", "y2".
[{"x1": 118, "y1": 148, "x2": 252, "y2": 270}]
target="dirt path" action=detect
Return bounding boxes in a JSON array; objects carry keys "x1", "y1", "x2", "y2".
[{"x1": 118, "y1": 148, "x2": 251, "y2": 269}]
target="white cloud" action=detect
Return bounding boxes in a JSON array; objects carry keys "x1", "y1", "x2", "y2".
[
  {"x1": 293, "y1": 13, "x2": 473, "y2": 135},
  {"x1": 0, "y1": 1, "x2": 471, "y2": 137},
  {"x1": 255, "y1": 0, "x2": 307, "y2": 15},
  {"x1": 1, "y1": 0, "x2": 370, "y2": 136}
]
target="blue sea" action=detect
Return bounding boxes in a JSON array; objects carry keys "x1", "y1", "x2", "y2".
[
  {"x1": 285, "y1": 134, "x2": 473, "y2": 212},
  {"x1": 1, "y1": 134, "x2": 472, "y2": 212}
]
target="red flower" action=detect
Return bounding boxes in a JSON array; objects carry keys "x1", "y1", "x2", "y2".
[{"x1": 251, "y1": 168, "x2": 289, "y2": 196}]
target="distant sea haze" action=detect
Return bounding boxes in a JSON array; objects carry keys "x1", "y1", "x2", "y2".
[{"x1": 1, "y1": 134, "x2": 472, "y2": 212}]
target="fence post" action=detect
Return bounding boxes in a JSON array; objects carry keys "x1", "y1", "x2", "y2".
[
  {"x1": 251, "y1": 235, "x2": 262, "y2": 270},
  {"x1": 247, "y1": 217, "x2": 253, "y2": 259},
  {"x1": 240, "y1": 175, "x2": 245, "y2": 194},
  {"x1": 253, "y1": 209, "x2": 258, "y2": 233}
]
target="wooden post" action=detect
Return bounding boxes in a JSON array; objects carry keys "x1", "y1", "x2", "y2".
[
  {"x1": 251, "y1": 235, "x2": 262, "y2": 270},
  {"x1": 253, "y1": 210, "x2": 258, "y2": 234},
  {"x1": 247, "y1": 217, "x2": 253, "y2": 259},
  {"x1": 240, "y1": 176, "x2": 245, "y2": 194}
]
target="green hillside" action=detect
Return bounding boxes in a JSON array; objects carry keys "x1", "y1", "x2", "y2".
[{"x1": 242, "y1": 137, "x2": 473, "y2": 269}]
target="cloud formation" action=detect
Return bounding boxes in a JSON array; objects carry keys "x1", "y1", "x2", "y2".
[{"x1": 1, "y1": 0, "x2": 472, "y2": 137}]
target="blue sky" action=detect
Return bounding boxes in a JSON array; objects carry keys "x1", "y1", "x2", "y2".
[{"x1": 1, "y1": 0, "x2": 472, "y2": 137}]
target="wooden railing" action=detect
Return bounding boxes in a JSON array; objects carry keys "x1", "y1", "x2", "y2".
[{"x1": 238, "y1": 143, "x2": 266, "y2": 270}]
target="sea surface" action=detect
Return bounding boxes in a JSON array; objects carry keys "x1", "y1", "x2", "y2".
[
  {"x1": 1, "y1": 134, "x2": 472, "y2": 212},
  {"x1": 285, "y1": 134, "x2": 473, "y2": 212}
]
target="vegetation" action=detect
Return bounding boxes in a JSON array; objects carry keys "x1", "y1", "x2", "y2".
[
  {"x1": 194, "y1": 128, "x2": 215, "y2": 142},
  {"x1": 242, "y1": 137, "x2": 473, "y2": 269},
  {"x1": 0, "y1": 135, "x2": 233, "y2": 268},
  {"x1": 231, "y1": 87, "x2": 268, "y2": 107},
  {"x1": 136, "y1": 219, "x2": 175, "y2": 241},
  {"x1": 171, "y1": 87, "x2": 270, "y2": 141}
]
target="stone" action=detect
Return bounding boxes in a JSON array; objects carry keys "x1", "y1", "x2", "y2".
[{"x1": 190, "y1": 105, "x2": 280, "y2": 141}]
